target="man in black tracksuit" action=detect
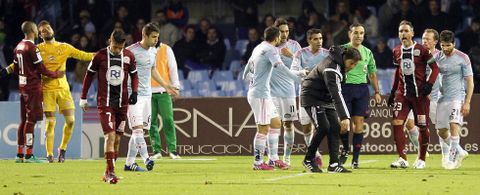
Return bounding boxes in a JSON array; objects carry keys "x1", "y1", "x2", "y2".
[{"x1": 301, "y1": 46, "x2": 361, "y2": 173}]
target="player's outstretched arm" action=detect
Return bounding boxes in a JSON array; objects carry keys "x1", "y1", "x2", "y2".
[
  {"x1": 39, "y1": 62, "x2": 65, "y2": 78},
  {"x1": 151, "y1": 67, "x2": 178, "y2": 96},
  {"x1": 67, "y1": 43, "x2": 95, "y2": 61},
  {"x1": 462, "y1": 76, "x2": 474, "y2": 116}
]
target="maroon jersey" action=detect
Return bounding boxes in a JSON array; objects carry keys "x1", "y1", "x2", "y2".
[
  {"x1": 81, "y1": 47, "x2": 138, "y2": 108},
  {"x1": 13, "y1": 40, "x2": 59, "y2": 93},
  {"x1": 392, "y1": 43, "x2": 439, "y2": 97}
]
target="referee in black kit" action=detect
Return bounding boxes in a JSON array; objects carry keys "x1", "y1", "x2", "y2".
[{"x1": 301, "y1": 46, "x2": 361, "y2": 173}]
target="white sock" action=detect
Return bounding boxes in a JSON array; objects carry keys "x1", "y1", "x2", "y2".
[
  {"x1": 134, "y1": 130, "x2": 150, "y2": 163},
  {"x1": 450, "y1": 136, "x2": 462, "y2": 156},
  {"x1": 125, "y1": 134, "x2": 138, "y2": 166},
  {"x1": 253, "y1": 133, "x2": 267, "y2": 165},
  {"x1": 267, "y1": 128, "x2": 280, "y2": 161},
  {"x1": 439, "y1": 135, "x2": 450, "y2": 161},
  {"x1": 283, "y1": 128, "x2": 294, "y2": 160},
  {"x1": 304, "y1": 132, "x2": 312, "y2": 146},
  {"x1": 407, "y1": 126, "x2": 419, "y2": 150}
]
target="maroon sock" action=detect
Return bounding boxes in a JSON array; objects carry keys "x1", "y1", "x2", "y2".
[
  {"x1": 418, "y1": 127, "x2": 430, "y2": 161},
  {"x1": 105, "y1": 152, "x2": 115, "y2": 173},
  {"x1": 17, "y1": 120, "x2": 26, "y2": 146},
  {"x1": 113, "y1": 152, "x2": 118, "y2": 161},
  {"x1": 393, "y1": 125, "x2": 407, "y2": 160}
]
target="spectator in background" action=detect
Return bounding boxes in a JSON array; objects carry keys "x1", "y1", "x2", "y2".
[
  {"x1": 165, "y1": 0, "x2": 189, "y2": 28},
  {"x1": 286, "y1": 17, "x2": 297, "y2": 39},
  {"x1": 353, "y1": 6, "x2": 379, "y2": 39},
  {"x1": 230, "y1": 0, "x2": 262, "y2": 39},
  {"x1": 420, "y1": 0, "x2": 450, "y2": 33},
  {"x1": 173, "y1": 25, "x2": 198, "y2": 74},
  {"x1": 259, "y1": 14, "x2": 275, "y2": 35},
  {"x1": 196, "y1": 18, "x2": 211, "y2": 44},
  {"x1": 297, "y1": 1, "x2": 326, "y2": 35},
  {"x1": 0, "y1": 18, "x2": 8, "y2": 100},
  {"x1": 378, "y1": 0, "x2": 399, "y2": 34},
  {"x1": 132, "y1": 18, "x2": 146, "y2": 43},
  {"x1": 459, "y1": 18, "x2": 480, "y2": 53},
  {"x1": 74, "y1": 35, "x2": 94, "y2": 83},
  {"x1": 469, "y1": 37, "x2": 480, "y2": 93},
  {"x1": 153, "y1": 9, "x2": 180, "y2": 47},
  {"x1": 322, "y1": 19, "x2": 348, "y2": 48},
  {"x1": 389, "y1": 0, "x2": 418, "y2": 37},
  {"x1": 373, "y1": 37, "x2": 394, "y2": 69},
  {"x1": 197, "y1": 27, "x2": 226, "y2": 70},
  {"x1": 100, "y1": 5, "x2": 133, "y2": 47},
  {"x1": 294, "y1": 21, "x2": 308, "y2": 47},
  {"x1": 330, "y1": 0, "x2": 354, "y2": 26},
  {"x1": 241, "y1": 27, "x2": 262, "y2": 65}
]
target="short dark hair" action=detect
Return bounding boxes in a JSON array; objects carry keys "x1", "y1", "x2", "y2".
[
  {"x1": 155, "y1": 9, "x2": 166, "y2": 15},
  {"x1": 38, "y1": 20, "x2": 50, "y2": 27},
  {"x1": 274, "y1": 18, "x2": 288, "y2": 28},
  {"x1": 306, "y1": 28, "x2": 322, "y2": 40},
  {"x1": 343, "y1": 47, "x2": 362, "y2": 61},
  {"x1": 424, "y1": 28, "x2": 439, "y2": 41},
  {"x1": 264, "y1": 26, "x2": 280, "y2": 42},
  {"x1": 439, "y1": 30, "x2": 455, "y2": 43},
  {"x1": 21, "y1": 21, "x2": 36, "y2": 34},
  {"x1": 110, "y1": 29, "x2": 126, "y2": 44},
  {"x1": 185, "y1": 24, "x2": 196, "y2": 32},
  {"x1": 399, "y1": 20, "x2": 414, "y2": 30},
  {"x1": 142, "y1": 22, "x2": 160, "y2": 36},
  {"x1": 349, "y1": 23, "x2": 364, "y2": 31}
]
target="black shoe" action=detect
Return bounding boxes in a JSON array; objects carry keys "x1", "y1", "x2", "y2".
[
  {"x1": 339, "y1": 150, "x2": 349, "y2": 165},
  {"x1": 351, "y1": 161, "x2": 359, "y2": 169},
  {"x1": 328, "y1": 163, "x2": 352, "y2": 173},
  {"x1": 58, "y1": 148, "x2": 66, "y2": 163},
  {"x1": 302, "y1": 159, "x2": 322, "y2": 173}
]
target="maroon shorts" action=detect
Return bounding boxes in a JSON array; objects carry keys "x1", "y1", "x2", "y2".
[
  {"x1": 393, "y1": 95, "x2": 430, "y2": 127},
  {"x1": 20, "y1": 90, "x2": 43, "y2": 122},
  {"x1": 98, "y1": 106, "x2": 127, "y2": 135}
]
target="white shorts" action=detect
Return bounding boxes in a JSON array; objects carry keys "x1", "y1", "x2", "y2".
[
  {"x1": 299, "y1": 107, "x2": 311, "y2": 125},
  {"x1": 127, "y1": 95, "x2": 152, "y2": 130},
  {"x1": 247, "y1": 96, "x2": 279, "y2": 125},
  {"x1": 407, "y1": 101, "x2": 437, "y2": 124},
  {"x1": 272, "y1": 97, "x2": 298, "y2": 121},
  {"x1": 435, "y1": 101, "x2": 463, "y2": 130}
]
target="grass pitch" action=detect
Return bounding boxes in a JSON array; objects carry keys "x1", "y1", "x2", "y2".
[{"x1": 1, "y1": 154, "x2": 479, "y2": 195}]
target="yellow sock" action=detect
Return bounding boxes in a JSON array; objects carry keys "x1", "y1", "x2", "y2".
[
  {"x1": 59, "y1": 116, "x2": 75, "y2": 150},
  {"x1": 45, "y1": 117, "x2": 56, "y2": 156}
]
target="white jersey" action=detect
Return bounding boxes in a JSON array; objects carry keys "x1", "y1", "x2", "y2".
[
  {"x1": 126, "y1": 42, "x2": 156, "y2": 96},
  {"x1": 243, "y1": 41, "x2": 301, "y2": 99},
  {"x1": 270, "y1": 40, "x2": 301, "y2": 98},
  {"x1": 435, "y1": 49, "x2": 473, "y2": 102},
  {"x1": 291, "y1": 47, "x2": 330, "y2": 71}
]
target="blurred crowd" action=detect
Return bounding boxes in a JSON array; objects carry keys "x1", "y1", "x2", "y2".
[{"x1": 1, "y1": 0, "x2": 480, "y2": 100}]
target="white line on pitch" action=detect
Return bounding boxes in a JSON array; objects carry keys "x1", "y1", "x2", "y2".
[
  {"x1": 266, "y1": 173, "x2": 312, "y2": 182},
  {"x1": 166, "y1": 158, "x2": 217, "y2": 161},
  {"x1": 360, "y1": 160, "x2": 378, "y2": 164}
]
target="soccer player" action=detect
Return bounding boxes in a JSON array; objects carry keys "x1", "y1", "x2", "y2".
[
  {"x1": 243, "y1": 26, "x2": 305, "y2": 170},
  {"x1": 404, "y1": 28, "x2": 440, "y2": 156},
  {"x1": 10, "y1": 21, "x2": 64, "y2": 163},
  {"x1": 149, "y1": 35, "x2": 181, "y2": 160},
  {"x1": 80, "y1": 29, "x2": 138, "y2": 184},
  {"x1": 124, "y1": 23, "x2": 176, "y2": 171},
  {"x1": 291, "y1": 28, "x2": 329, "y2": 167},
  {"x1": 339, "y1": 23, "x2": 381, "y2": 169},
  {"x1": 301, "y1": 46, "x2": 361, "y2": 173},
  {"x1": 388, "y1": 20, "x2": 439, "y2": 169},
  {"x1": 434, "y1": 30, "x2": 472, "y2": 169},
  {"x1": 267, "y1": 18, "x2": 302, "y2": 169},
  {"x1": 36, "y1": 20, "x2": 94, "y2": 163}
]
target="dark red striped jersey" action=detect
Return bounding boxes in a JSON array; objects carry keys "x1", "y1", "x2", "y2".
[
  {"x1": 81, "y1": 47, "x2": 138, "y2": 108},
  {"x1": 392, "y1": 42, "x2": 439, "y2": 97},
  {"x1": 13, "y1": 39, "x2": 59, "y2": 93}
]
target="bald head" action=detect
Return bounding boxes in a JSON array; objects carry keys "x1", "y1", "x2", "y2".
[{"x1": 21, "y1": 21, "x2": 37, "y2": 35}]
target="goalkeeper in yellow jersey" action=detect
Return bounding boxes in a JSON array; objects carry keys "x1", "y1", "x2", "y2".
[{"x1": 37, "y1": 20, "x2": 94, "y2": 163}]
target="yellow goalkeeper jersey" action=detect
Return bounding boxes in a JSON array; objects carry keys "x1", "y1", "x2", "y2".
[{"x1": 38, "y1": 40, "x2": 94, "y2": 91}]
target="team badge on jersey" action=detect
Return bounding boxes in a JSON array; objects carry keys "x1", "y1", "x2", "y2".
[
  {"x1": 123, "y1": 56, "x2": 131, "y2": 64},
  {"x1": 106, "y1": 66, "x2": 124, "y2": 86},
  {"x1": 413, "y1": 49, "x2": 421, "y2": 56}
]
